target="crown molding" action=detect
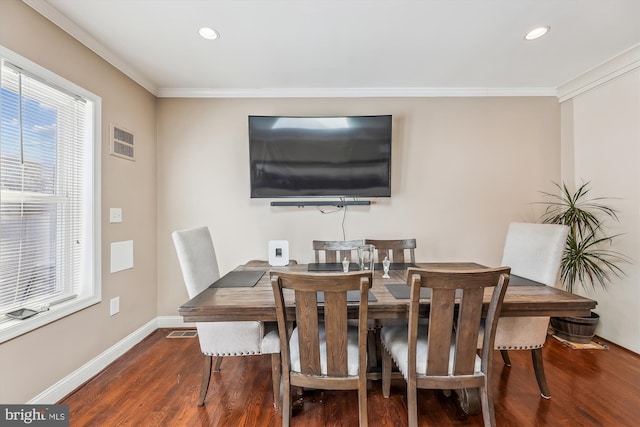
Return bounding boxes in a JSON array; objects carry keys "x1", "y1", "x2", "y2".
[
  {"x1": 22, "y1": 0, "x2": 558, "y2": 100},
  {"x1": 156, "y1": 86, "x2": 557, "y2": 98},
  {"x1": 23, "y1": 0, "x2": 159, "y2": 96},
  {"x1": 557, "y1": 44, "x2": 640, "y2": 103}
]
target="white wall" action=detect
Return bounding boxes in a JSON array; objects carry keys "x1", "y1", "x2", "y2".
[{"x1": 561, "y1": 67, "x2": 640, "y2": 353}]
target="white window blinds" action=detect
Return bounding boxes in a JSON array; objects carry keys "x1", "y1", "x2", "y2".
[{"x1": 0, "y1": 61, "x2": 89, "y2": 314}]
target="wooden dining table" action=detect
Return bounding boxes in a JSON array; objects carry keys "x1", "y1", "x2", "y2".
[
  {"x1": 179, "y1": 262, "x2": 597, "y2": 323},
  {"x1": 178, "y1": 261, "x2": 597, "y2": 415}
]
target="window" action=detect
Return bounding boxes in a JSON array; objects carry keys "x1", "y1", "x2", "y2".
[{"x1": 0, "y1": 46, "x2": 101, "y2": 342}]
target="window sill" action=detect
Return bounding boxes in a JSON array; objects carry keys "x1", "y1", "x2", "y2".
[{"x1": 0, "y1": 296, "x2": 101, "y2": 344}]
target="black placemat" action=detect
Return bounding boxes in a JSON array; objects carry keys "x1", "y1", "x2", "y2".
[
  {"x1": 307, "y1": 262, "x2": 360, "y2": 272},
  {"x1": 385, "y1": 283, "x2": 428, "y2": 299},
  {"x1": 509, "y1": 275, "x2": 544, "y2": 286},
  {"x1": 210, "y1": 270, "x2": 265, "y2": 288},
  {"x1": 316, "y1": 290, "x2": 377, "y2": 302},
  {"x1": 374, "y1": 262, "x2": 417, "y2": 270},
  {"x1": 384, "y1": 283, "x2": 463, "y2": 299},
  {"x1": 384, "y1": 275, "x2": 537, "y2": 299}
]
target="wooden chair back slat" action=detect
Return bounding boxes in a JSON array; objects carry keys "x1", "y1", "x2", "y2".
[
  {"x1": 454, "y1": 287, "x2": 485, "y2": 375},
  {"x1": 423, "y1": 287, "x2": 456, "y2": 376},
  {"x1": 294, "y1": 291, "x2": 322, "y2": 375},
  {"x1": 365, "y1": 238, "x2": 417, "y2": 264},
  {"x1": 313, "y1": 239, "x2": 365, "y2": 263},
  {"x1": 324, "y1": 291, "x2": 349, "y2": 376}
]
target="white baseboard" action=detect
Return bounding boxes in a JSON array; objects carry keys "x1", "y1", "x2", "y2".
[
  {"x1": 29, "y1": 318, "x2": 158, "y2": 404},
  {"x1": 157, "y1": 315, "x2": 195, "y2": 328}
]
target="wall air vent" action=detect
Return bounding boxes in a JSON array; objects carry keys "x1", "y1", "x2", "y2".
[
  {"x1": 110, "y1": 124, "x2": 135, "y2": 161},
  {"x1": 166, "y1": 330, "x2": 198, "y2": 338}
]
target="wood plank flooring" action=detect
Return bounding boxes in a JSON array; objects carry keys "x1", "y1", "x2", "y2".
[{"x1": 60, "y1": 329, "x2": 640, "y2": 426}]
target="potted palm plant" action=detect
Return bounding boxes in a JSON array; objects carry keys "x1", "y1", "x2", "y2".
[{"x1": 538, "y1": 181, "x2": 629, "y2": 343}]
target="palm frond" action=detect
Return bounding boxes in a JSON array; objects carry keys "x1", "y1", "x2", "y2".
[{"x1": 538, "y1": 181, "x2": 628, "y2": 293}]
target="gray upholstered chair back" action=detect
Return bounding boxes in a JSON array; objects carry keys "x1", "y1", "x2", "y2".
[
  {"x1": 172, "y1": 226, "x2": 221, "y2": 298},
  {"x1": 501, "y1": 222, "x2": 569, "y2": 287}
]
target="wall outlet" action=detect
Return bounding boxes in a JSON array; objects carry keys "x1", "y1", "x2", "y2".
[{"x1": 110, "y1": 297, "x2": 120, "y2": 316}]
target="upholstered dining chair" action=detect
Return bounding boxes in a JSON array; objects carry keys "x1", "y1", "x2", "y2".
[
  {"x1": 270, "y1": 270, "x2": 373, "y2": 427},
  {"x1": 172, "y1": 226, "x2": 281, "y2": 408},
  {"x1": 313, "y1": 239, "x2": 365, "y2": 263},
  {"x1": 364, "y1": 238, "x2": 417, "y2": 264},
  {"x1": 487, "y1": 222, "x2": 569, "y2": 399},
  {"x1": 381, "y1": 267, "x2": 511, "y2": 427}
]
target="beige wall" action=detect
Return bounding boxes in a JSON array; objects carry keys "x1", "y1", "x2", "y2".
[
  {"x1": 19, "y1": 0, "x2": 637, "y2": 404},
  {"x1": 0, "y1": 0, "x2": 157, "y2": 403},
  {"x1": 157, "y1": 97, "x2": 561, "y2": 315},
  {"x1": 561, "y1": 69, "x2": 640, "y2": 353}
]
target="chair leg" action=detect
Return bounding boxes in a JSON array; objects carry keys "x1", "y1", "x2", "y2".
[
  {"x1": 271, "y1": 353, "x2": 281, "y2": 409},
  {"x1": 382, "y1": 347, "x2": 392, "y2": 398},
  {"x1": 407, "y1": 378, "x2": 418, "y2": 427},
  {"x1": 213, "y1": 355, "x2": 223, "y2": 372},
  {"x1": 281, "y1": 374, "x2": 292, "y2": 427},
  {"x1": 531, "y1": 348, "x2": 551, "y2": 399},
  {"x1": 479, "y1": 382, "x2": 497, "y2": 427},
  {"x1": 358, "y1": 376, "x2": 368, "y2": 426},
  {"x1": 499, "y1": 349, "x2": 511, "y2": 367},
  {"x1": 198, "y1": 355, "x2": 213, "y2": 406}
]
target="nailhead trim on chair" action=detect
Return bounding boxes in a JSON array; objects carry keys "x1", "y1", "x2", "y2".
[
  {"x1": 203, "y1": 351, "x2": 261, "y2": 356},
  {"x1": 496, "y1": 344, "x2": 543, "y2": 350}
]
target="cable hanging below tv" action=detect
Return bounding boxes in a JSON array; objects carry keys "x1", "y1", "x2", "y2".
[{"x1": 270, "y1": 200, "x2": 371, "y2": 207}]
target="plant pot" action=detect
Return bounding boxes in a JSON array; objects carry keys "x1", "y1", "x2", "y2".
[{"x1": 550, "y1": 312, "x2": 599, "y2": 344}]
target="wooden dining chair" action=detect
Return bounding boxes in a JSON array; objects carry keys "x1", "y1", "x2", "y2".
[
  {"x1": 313, "y1": 239, "x2": 365, "y2": 263},
  {"x1": 487, "y1": 222, "x2": 569, "y2": 398},
  {"x1": 364, "y1": 238, "x2": 417, "y2": 264},
  {"x1": 172, "y1": 226, "x2": 281, "y2": 408},
  {"x1": 380, "y1": 267, "x2": 511, "y2": 427},
  {"x1": 270, "y1": 270, "x2": 373, "y2": 427}
]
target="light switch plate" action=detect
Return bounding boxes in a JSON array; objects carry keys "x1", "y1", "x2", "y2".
[{"x1": 110, "y1": 208, "x2": 122, "y2": 223}]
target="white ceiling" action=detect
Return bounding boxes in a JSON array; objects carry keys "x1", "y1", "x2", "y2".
[{"x1": 25, "y1": 0, "x2": 640, "y2": 97}]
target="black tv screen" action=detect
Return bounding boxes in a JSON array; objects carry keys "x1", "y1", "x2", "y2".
[{"x1": 249, "y1": 115, "x2": 392, "y2": 198}]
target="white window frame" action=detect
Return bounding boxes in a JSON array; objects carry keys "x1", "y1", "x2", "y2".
[{"x1": 0, "y1": 45, "x2": 101, "y2": 343}]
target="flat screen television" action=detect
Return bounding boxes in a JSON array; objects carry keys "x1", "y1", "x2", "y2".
[{"x1": 248, "y1": 115, "x2": 392, "y2": 198}]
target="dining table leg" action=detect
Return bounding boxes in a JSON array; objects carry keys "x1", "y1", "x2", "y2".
[{"x1": 455, "y1": 388, "x2": 481, "y2": 415}]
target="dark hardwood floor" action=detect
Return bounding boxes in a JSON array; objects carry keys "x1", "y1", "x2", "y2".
[{"x1": 60, "y1": 328, "x2": 640, "y2": 426}]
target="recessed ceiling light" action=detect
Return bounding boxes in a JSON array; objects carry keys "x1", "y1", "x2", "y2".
[
  {"x1": 198, "y1": 27, "x2": 219, "y2": 40},
  {"x1": 524, "y1": 26, "x2": 550, "y2": 41}
]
